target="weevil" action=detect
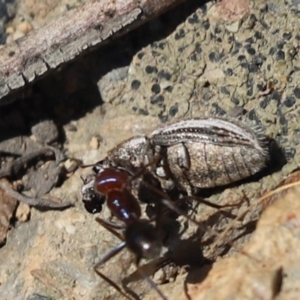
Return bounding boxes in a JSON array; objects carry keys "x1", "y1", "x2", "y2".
[{"x1": 82, "y1": 117, "x2": 269, "y2": 202}]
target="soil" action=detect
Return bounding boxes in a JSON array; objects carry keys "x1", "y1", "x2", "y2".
[{"x1": 0, "y1": 0, "x2": 299, "y2": 300}]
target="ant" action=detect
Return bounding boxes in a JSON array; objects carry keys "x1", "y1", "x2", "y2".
[
  {"x1": 81, "y1": 160, "x2": 239, "y2": 300},
  {"x1": 84, "y1": 164, "x2": 169, "y2": 300}
]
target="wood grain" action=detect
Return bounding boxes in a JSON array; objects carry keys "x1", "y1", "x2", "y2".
[{"x1": 0, "y1": 0, "x2": 187, "y2": 105}]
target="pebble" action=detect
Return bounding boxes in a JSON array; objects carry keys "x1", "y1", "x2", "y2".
[
  {"x1": 64, "y1": 159, "x2": 80, "y2": 173},
  {"x1": 31, "y1": 120, "x2": 59, "y2": 144},
  {"x1": 15, "y1": 202, "x2": 31, "y2": 223},
  {"x1": 89, "y1": 136, "x2": 100, "y2": 149},
  {"x1": 12, "y1": 30, "x2": 25, "y2": 41},
  {"x1": 17, "y1": 21, "x2": 33, "y2": 34}
]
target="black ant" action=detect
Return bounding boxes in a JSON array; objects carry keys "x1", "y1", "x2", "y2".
[
  {"x1": 81, "y1": 161, "x2": 239, "y2": 300},
  {"x1": 85, "y1": 165, "x2": 169, "y2": 300}
]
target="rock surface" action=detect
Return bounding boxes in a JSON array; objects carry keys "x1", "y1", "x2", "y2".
[{"x1": 0, "y1": 0, "x2": 299, "y2": 300}]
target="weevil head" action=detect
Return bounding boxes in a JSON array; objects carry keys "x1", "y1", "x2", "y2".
[{"x1": 107, "y1": 136, "x2": 152, "y2": 169}]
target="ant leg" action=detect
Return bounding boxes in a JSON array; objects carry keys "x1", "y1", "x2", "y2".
[
  {"x1": 95, "y1": 217, "x2": 125, "y2": 241},
  {"x1": 140, "y1": 180, "x2": 237, "y2": 250},
  {"x1": 121, "y1": 257, "x2": 168, "y2": 300},
  {"x1": 98, "y1": 216, "x2": 127, "y2": 230},
  {"x1": 95, "y1": 218, "x2": 136, "y2": 299},
  {"x1": 176, "y1": 195, "x2": 240, "y2": 219},
  {"x1": 183, "y1": 195, "x2": 241, "y2": 209},
  {"x1": 140, "y1": 181, "x2": 206, "y2": 227},
  {"x1": 80, "y1": 163, "x2": 96, "y2": 168},
  {"x1": 94, "y1": 242, "x2": 133, "y2": 300},
  {"x1": 95, "y1": 269, "x2": 134, "y2": 300},
  {"x1": 136, "y1": 267, "x2": 168, "y2": 300}
]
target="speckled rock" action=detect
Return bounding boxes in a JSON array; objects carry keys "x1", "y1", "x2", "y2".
[
  {"x1": 0, "y1": 0, "x2": 300, "y2": 300},
  {"x1": 179, "y1": 179, "x2": 300, "y2": 300},
  {"x1": 0, "y1": 0, "x2": 17, "y2": 44},
  {"x1": 99, "y1": 0, "x2": 300, "y2": 206}
]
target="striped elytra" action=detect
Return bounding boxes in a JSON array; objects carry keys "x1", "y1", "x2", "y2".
[{"x1": 150, "y1": 117, "x2": 269, "y2": 192}]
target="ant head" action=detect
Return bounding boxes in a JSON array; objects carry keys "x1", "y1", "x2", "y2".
[
  {"x1": 124, "y1": 220, "x2": 162, "y2": 260},
  {"x1": 92, "y1": 158, "x2": 110, "y2": 173},
  {"x1": 81, "y1": 175, "x2": 105, "y2": 214}
]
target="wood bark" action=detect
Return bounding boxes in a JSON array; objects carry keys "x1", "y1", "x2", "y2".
[{"x1": 0, "y1": 0, "x2": 187, "y2": 105}]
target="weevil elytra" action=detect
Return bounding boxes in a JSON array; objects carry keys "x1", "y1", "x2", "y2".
[{"x1": 149, "y1": 117, "x2": 269, "y2": 194}]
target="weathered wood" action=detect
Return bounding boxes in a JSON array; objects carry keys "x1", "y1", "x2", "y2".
[{"x1": 0, "y1": 0, "x2": 187, "y2": 105}]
